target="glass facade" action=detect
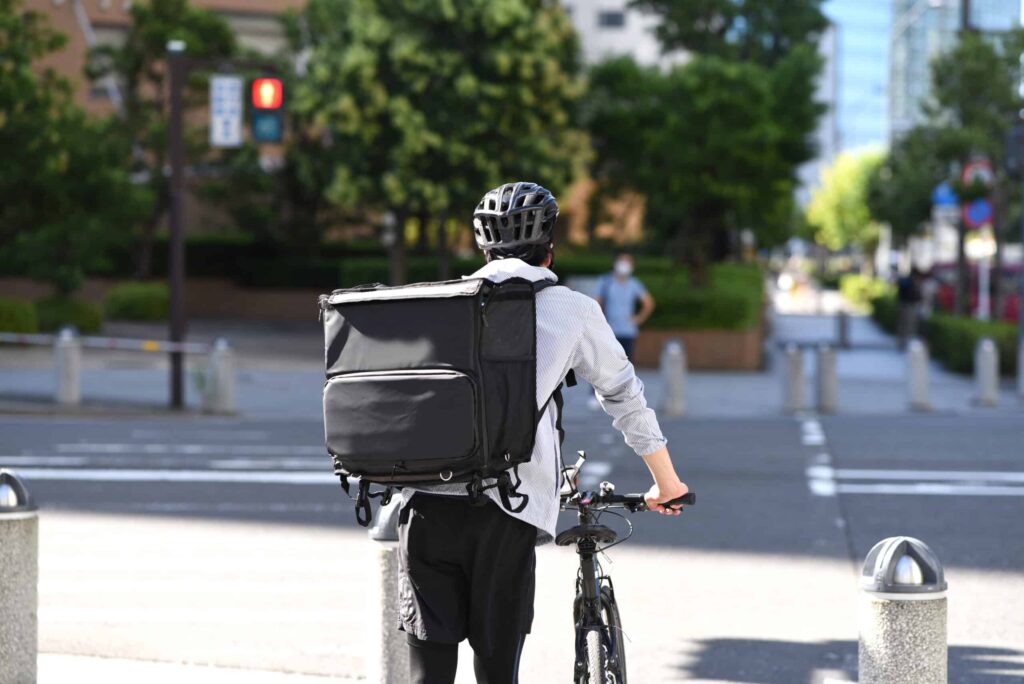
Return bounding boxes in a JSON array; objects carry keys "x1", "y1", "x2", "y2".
[
  {"x1": 890, "y1": 0, "x2": 1022, "y2": 141},
  {"x1": 824, "y1": 0, "x2": 894, "y2": 150}
]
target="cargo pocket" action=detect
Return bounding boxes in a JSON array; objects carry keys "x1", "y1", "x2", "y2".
[{"x1": 324, "y1": 370, "x2": 477, "y2": 477}]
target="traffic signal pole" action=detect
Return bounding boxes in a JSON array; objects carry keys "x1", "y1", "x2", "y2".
[{"x1": 167, "y1": 40, "x2": 187, "y2": 409}]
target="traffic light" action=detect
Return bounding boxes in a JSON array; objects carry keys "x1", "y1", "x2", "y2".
[{"x1": 250, "y1": 77, "x2": 283, "y2": 143}]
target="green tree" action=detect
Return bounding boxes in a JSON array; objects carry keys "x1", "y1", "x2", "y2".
[
  {"x1": 86, "y1": 0, "x2": 235, "y2": 277},
  {"x1": 584, "y1": 56, "x2": 788, "y2": 284},
  {"x1": 806, "y1": 149, "x2": 884, "y2": 251},
  {"x1": 0, "y1": 0, "x2": 151, "y2": 294},
  {"x1": 289, "y1": 0, "x2": 589, "y2": 283},
  {"x1": 631, "y1": 0, "x2": 828, "y2": 66}
]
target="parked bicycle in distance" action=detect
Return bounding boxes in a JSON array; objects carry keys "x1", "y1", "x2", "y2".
[{"x1": 557, "y1": 451, "x2": 695, "y2": 684}]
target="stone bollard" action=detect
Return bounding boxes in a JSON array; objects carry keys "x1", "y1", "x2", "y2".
[
  {"x1": 816, "y1": 344, "x2": 838, "y2": 414},
  {"x1": 0, "y1": 470, "x2": 39, "y2": 684},
  {"x1": 367, "y1": 499, "x2": 408, "y2": 684},
  {"x1": 974, "y1": 337, "x2": 999, "y2": 407},
  {"x1": 836, "y1": 311, "x2": 851, "y2": 349},
  {"x1": 202, "y1": 338, "x2": 235, "y2": 414},
  {"x1": 859, "y1": 536, "x2": 947, "y2": 684},
  {"x1": 54, "y1": 327, "x2": 81, "y2": 406},
  {"x1": 783, "y1": 344, "x2": 805, "y2": 414},
  {"x1": 907, "y1": 339, "x2": 931, "y2": 412},
  {"x1": 1017, "y1": 337, "x2": 1023, "y2": 400},
  {"x1": 659, "y1": 339, "x2": 687, "y2": 417}
]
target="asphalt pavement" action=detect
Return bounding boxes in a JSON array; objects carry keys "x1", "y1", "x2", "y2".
[{"x1": 2, "y1": 294, "x2": 1024, "y2": 682}]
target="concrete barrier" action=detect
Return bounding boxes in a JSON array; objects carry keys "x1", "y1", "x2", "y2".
[
  {"x1": 815, "y1": 345, "x2": 838, "y2": 414},
  {"x1": 659, "y1": 339, "x2": 687, "y2": 417},
  {"x1": 859, "y1": 536, "x2": 947, "y2": 684},
  {"x1": 0, "y1": 470, "x2": 38, "y2": 684},
  {"x1": 974, "y1": 338, "x2": 999, "y2": 407},
  {"x1": 783, "y1": 344, "x2": 805, "y2": 414},
  {"x1": 202, "y1": 338, "x2": 235, "y2": 414},
  {"x1": 367, "y1": 500, "x2": 408, "y2": 684},
  {"x1": 54, "y1": 327, "x2": 81, "y2": 406},
  {"x1": 907, "y1": 339, "x2": 930, "y2": 412}
]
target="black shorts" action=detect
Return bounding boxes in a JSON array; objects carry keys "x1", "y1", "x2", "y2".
[{"x1": 397, "y1": 493, "x2": 538, "y2": 656}]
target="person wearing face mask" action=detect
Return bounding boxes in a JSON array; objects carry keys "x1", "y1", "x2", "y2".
[{"x1": 594, "y1": 253, "x2": 656, "y2": 361}]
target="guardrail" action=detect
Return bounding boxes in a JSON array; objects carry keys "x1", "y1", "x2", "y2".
[{"x1": 0, "y1": 328, "x2": 234, "y2": 413}]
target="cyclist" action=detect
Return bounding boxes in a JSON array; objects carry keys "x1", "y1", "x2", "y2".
[{"x1": 397, "y1": 182, "x2": 689, "y2": 684}]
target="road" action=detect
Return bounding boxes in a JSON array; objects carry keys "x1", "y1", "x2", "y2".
[{"x1": 3, "y1": 399, "x2": 1024, "y2": 683}]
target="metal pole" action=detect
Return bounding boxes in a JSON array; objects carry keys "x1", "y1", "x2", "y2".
[
  {"x1": 1019, "y1": 174, "x2": 1024, "y2": 397},
  {"x1": 836, "y1": 310, "x2": 850, "y2": 349},
  {"x1": 167, "y1": 40, "x2": 187, "y2": 409}
]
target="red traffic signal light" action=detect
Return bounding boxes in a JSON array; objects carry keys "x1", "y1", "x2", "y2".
[{"x1": 252, "y1": 78, "x2": 283, "y2": 110}]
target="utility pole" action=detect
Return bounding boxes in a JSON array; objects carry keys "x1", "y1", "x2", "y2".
[
  {"x1": 961, "y1": 0, "x2": 971, "y2": 32},
  {"x1": 166, "y1": 40, "x2": 187, "y2": 409}
]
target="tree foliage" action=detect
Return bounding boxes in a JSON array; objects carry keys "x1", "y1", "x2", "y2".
[
  {"x1": 631, "y1": 0, "x2": 828, "y2": 67},
  {"x1": 86, "y1": 0, "x2": 235, "y2": 276},
  {"x1": 0, "y1": 0, "x2": 150, "y2": 294},
  {"x1": 289, "y1": 0, "x2": 589, "y2": 256},
  {"x1": 806, "y1": 149, "x2": 884, "y2": 250}
]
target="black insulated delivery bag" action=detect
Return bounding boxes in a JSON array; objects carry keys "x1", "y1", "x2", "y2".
[{"x1": 319, "y1": 277, "x2": 547, "y2": 524}]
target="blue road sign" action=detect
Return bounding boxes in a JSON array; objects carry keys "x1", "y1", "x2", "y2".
[
  {"x1": 931, "y1": 181, "x2": 958, "y2": 207},
  {"x1": 962, "y1": 198, "x2": 993, "y2": 228}
]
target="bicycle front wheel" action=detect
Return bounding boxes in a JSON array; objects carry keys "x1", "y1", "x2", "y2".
[{"x1": 584, "y1": 628, "x2": 605, "y2": 684}]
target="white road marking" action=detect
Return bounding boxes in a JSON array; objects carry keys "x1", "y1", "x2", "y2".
[
  {"x1": 207, "y1": 457, "x2": 328, "y2": 469},
  {"x1": 807, "y1": 465, "x2": 1024, "y2": 497},
  {"x1": 836, "y1": 482, "x2": 1024, "y2": 496},
  {"x1": 800, "y1": 419, "x2": 825, "y2": 446},
  {"x1": 0, "y1": 456, "x2": 90, "y2": 466},
  {"x1": 131, "y1": 428, "x2": 270, "y2": 440},
  {"x1": 56, "y1": 443, "x2": 325, "y2": 455},
  {"x1": 13, "y1": 468, "x2": 333, "y2": 484}
]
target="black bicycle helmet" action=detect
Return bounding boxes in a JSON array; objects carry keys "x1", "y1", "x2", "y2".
[{"x1": 472, "y1": 182, "x2": 558, "y2": 252}]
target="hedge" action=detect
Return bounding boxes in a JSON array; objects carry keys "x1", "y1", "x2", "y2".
[
  {"x1": 644, "y1": 264, "x2": 764, "y2": 331},
  {"x1": 925, "y1": 314, "x2": 1017, "y2": 376},
  {"x1": 0, "y1": 297, "x2": 38, "y2": 333},
  {"x1": 870, "y1": 294, "x2": 1018, "y2": 376},
  {"x1": 35, "y1": 297, "x2": 103, "y2": 334},
  {"x1": 104, "y1": 283, "x2": 169, "y2": 321}
]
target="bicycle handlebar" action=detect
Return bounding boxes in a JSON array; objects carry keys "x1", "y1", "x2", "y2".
[{"x1": 559, "y1": 450, "x2": 695, "y2": 512}]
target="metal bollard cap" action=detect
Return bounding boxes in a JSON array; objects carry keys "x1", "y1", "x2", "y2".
[
  {"x1": 861, "y1": 536, "x2": 946, "y2": 594},
  {"x1": 368, "y1": 498, "x2": 401, "y2": 542},
  {"x1": 0, "y1": 470, "x2": 36, "y2": 513}
]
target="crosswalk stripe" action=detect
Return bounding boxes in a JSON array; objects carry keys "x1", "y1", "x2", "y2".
[
  {"x1": 56, "y1": 443, "x2": 325, "y2": 455},
  {"x1": 11, "y1": 468, "x2": 333, "y2": 484}
]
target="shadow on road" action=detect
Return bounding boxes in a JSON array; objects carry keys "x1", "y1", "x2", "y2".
[{"x1": 678, "y1": 638, "x2": 1024, "y2": 683}]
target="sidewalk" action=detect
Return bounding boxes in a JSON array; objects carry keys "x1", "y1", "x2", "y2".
[{"x1": 39, "y1": 654, "x2": 353, "y2": 683}]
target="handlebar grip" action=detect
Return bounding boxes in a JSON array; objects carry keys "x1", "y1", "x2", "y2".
[{"x1": 665, "y1": 492, "x2": 696, "y2": 507}]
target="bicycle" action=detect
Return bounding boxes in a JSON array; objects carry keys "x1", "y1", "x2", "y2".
[{"x1": 557, "y1": 451, "x2": 695, "y2": 684}]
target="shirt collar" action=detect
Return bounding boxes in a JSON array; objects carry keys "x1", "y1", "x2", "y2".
[{"x1": 467, "y1": 258, "x2": 558, "y2": 284}]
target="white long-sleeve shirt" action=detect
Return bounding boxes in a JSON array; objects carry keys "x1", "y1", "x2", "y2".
[{"x1": 406, "y1": 258, "x2": 667, "y2": 544}]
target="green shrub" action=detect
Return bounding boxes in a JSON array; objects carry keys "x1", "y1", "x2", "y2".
[
  {"x1": 644, "y1": 264, "x2": 764, "y2": 330},
  {"x1": 842, "y1": 275, "x2": 893, "y2": 311},
  {"x1": 869, "y1": 293, "x2": 898, "y2": 334},
  {"x1": 925, "y1": 314, "x2": 1017, "y2": 376},
  {"x1": 35, "y1": 298, "x2": 102, "y2": 334},
  {"x1": 0, "y1": 297, "x2": 38, "y2": 333},
  {"x1": 104, "y1": 283, "x2": 169, "y2": 321}
]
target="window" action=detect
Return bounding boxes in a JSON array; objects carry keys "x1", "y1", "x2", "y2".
[{"x1": 598, "y1": 10, "x2": 626, "y2": 28}]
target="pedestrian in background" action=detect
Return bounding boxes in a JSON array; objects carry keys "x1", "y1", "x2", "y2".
[
  {"x1": 594, "y1": 253, "x2": 655, "y2": 361},
  {"x1": 896, "y1": 268, "x2": 924, "y2": 349}
]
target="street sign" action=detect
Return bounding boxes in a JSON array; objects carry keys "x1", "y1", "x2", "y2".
[
  {"x1": 209, "y1": 75, "x2": 243, "y2": 148},
  {"x1": 961, "y1": 158, "x2": 995, "y2": 188},
  {"x1": 962, "y1": 198, "x2": 993, "y2": 229},
  {"x1": 931, "y1": 181, "x2": 958, "y2": 207}
]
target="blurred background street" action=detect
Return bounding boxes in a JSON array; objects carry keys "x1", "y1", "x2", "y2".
[{"x1": 2, "y1": 0, "x2": 1024, "y2": 682}]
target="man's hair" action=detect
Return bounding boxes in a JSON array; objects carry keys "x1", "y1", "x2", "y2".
[{"x1": 486, "y1": 241, "x2": 553, "y2": 267}]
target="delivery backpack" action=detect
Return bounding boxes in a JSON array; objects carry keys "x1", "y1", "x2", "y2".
[{"x1": 319, "y1": 277, "x2": 575, "y2": 526}]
